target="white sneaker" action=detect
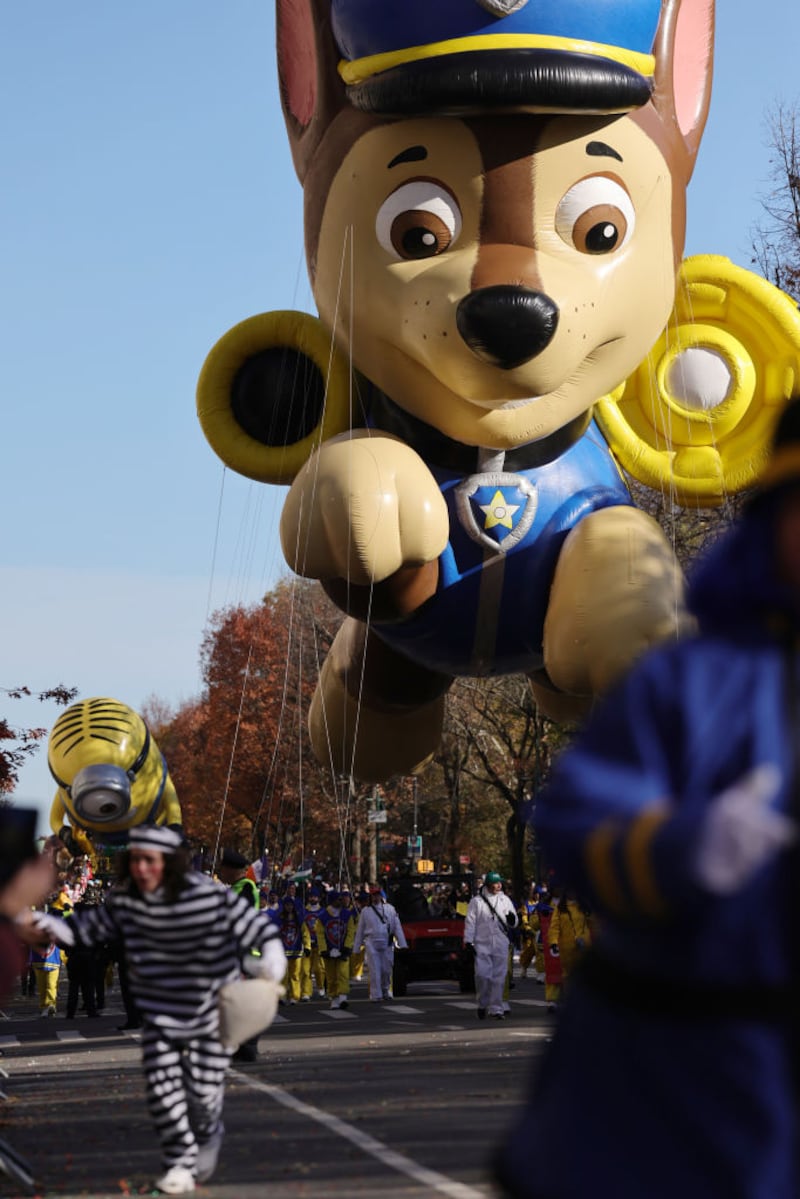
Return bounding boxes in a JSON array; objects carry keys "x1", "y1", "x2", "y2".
[
  {"x1": 155, "y1": 1164, "x2": 195, "y2": 1194},
  {"x1": 330, "y1": 996, "x2": 342, "y2": 1009}
]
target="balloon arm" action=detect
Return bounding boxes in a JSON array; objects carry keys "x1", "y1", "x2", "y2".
[{"x1": 280, "y1": 430, "x2": 448, "y2": 586}]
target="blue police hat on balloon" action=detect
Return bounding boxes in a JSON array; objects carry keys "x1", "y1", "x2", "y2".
[{"x1": 331, "y1": 0, "x2": 663, "y2": 116}]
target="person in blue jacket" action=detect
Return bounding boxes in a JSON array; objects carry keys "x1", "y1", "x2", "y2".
[{"x1": 494, "y1": 396, "x2": 800, "y2": 1199}]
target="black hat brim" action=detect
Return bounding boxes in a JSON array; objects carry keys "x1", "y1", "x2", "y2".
[{"x1": 346, "y1": 49, "x2": 653, "y2": 118}]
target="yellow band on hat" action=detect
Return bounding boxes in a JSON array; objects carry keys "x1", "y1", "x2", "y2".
[
  {"x1": 338, "y1": 33, "x2": 656, "y2": 87},
  {"x1": 755, "y1": 445, "x2": 800, "y2": 493}
]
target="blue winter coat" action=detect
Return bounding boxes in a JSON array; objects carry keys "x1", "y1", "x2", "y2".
[{"x1": 496, "y1": 500, "x2": 797, "y2": 1199}]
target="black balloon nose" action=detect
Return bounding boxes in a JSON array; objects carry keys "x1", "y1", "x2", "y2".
[{"x1": 456, "y1": 286, "x2": 559, "y2": 370}]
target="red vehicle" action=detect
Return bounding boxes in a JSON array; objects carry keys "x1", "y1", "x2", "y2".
[{"x1": 388, "y1": 871, "x2": 476, "y2": 997}]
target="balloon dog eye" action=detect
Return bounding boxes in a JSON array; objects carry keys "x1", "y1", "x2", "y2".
[
  {"x1": 555, "y1": 177, "x2": 635, "y2": 255},
  {"x1": 376, "y1": 181, "x2": 462, "y2": 261}
]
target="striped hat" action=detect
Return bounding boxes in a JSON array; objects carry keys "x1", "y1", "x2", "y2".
[
  {"x1": 127, "y1": 825, "x2": 183, "y2": 854},
  {"x1": 331, "y1": 0, "x2": 663, "y2": 115}
]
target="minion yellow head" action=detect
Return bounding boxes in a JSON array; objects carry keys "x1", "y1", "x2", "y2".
[{"x1": 47, "y1": 697, "x2": 180, "y2": 840}]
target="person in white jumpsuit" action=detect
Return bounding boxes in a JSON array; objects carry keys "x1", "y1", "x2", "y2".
[
  {"x1": 353, "y1": 886, "x2": 408, "y2": 1001},
  {"x1": 464, "y1": 871, "x2": 518, "y2": 1020}
]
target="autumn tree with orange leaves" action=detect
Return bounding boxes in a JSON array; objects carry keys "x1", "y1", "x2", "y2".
[{"x1": 149, "y1": 579, "x2": 347, "y2": 867}]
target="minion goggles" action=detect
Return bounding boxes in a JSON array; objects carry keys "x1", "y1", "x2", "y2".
[
  {"x1": 331, "y1": 0, "x2": 663, "y2": 115},
  {"x1": 50, "y1": 726, "x2": 166, "y2": 830}
]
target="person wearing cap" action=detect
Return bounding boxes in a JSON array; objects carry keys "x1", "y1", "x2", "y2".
[
  {"x1": 463, "y1": 871, "x2": 518, "y2": 1020},
  {"x1": 516, "y1": 883, "x2": 539, "y2": 981},
  {"x1": 494, "y1": 398, "x2": 800, "y2": 1197},
  {"x1": 344, "y1": 888, "x2": 366, "y2": 982},
  {"x1": 278, "y1": 894, "x2": 311, "y2": 1003},
  {"x1": 545, "y1": 889, "x2": 592, "y2": 997},
  {"x1": 353, "y1": 885, "x2": 408, "y2": 1002},
  {"x1": 300, "y1": 892, "x2": 327, "y2": 1001},
  {"x1": 216, "y1": 848, "x2": 261, "y2": 1063},
  {"x1": 318, "y1": 890, "x2": 356, "y2": 1009},
  {"x1": 20, "y1": 824, "x2": 287, "y2": 1196},
  {"x1": 260, "y1": 887, "x2": 281, "y2": 921}
]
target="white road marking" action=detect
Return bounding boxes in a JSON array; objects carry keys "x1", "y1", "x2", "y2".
[
  {"x1": 236, "y1": 1073, "x2": 486, "y2": 1199},
  {"x1": 0, "y1": 1036, "x2": 19, "y2": 1047},
  {"x1": 320, "y1": 1008, "x2": 357, "y2": 1019},
  {"x1": 56, "y1": 1030, "x2": 84, "y2": 1041}
]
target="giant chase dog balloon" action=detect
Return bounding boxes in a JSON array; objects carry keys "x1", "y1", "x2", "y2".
[
  {"x1": 47, "y1": 698, "x2": 182, "y2": 851},
  {"x1": 198, "y1": 1, "x2": 800, "y2": 782}
]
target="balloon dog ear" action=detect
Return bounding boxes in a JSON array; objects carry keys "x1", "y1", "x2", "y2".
[
  {"x1": 276, "y1": 0, "x2": 351, "y2": 184},
  {"x1": 197, "y1": 311, "x2": 351, "y2": 484},
  {"x1": 651, "y1": 0, "x2": 715, "y2": 179}
]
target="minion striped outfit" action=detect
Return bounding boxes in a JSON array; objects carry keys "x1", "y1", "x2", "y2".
[{"x1": 37, "y1": 827, "x2": 285, "y2": 1189}]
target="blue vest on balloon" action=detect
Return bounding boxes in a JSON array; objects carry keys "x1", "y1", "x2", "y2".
[{"x1": 373, "y1": 416, "x2": 630, "y2": 677}]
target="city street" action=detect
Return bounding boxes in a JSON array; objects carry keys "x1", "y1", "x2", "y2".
[{"x1": 0, "y1": 976, "x2": 554, "y2": 1198}]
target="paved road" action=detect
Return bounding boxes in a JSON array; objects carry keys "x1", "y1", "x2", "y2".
[{"x1": 0, "y1": 977, "x2": 553, "y2": 1198}]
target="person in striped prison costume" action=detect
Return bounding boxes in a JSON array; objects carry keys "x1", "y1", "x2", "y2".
[{"x1": 28, "y1": 825, "x2": 286, "y2": 1195}]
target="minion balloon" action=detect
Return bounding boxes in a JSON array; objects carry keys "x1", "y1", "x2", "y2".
[{"x1": 47, "y1": 698, "x2": 182, "y2": 851}]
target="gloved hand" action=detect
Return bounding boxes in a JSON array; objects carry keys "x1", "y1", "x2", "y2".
[
  {"x1": 329, "y1": 948, "x2": 341, "y2": 959},
  {"x1": 694, "y1": 764, "x2": 796, "y2": 895},
  {"x1": 303, "y1": 948, "x2": 311, "y2": 957},
  {"x1": 241, "y1": 939, "x2": 287, "y2": 982}
]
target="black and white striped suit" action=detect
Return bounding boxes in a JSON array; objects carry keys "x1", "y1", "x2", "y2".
[{"x1": 39, "y1": 874, "x2": 285, "y2": 1172}]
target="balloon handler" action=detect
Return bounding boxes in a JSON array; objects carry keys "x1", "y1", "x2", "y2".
[
  {"x1": 464, "y1": 871, "x2": 518, "y2": 1020},
  {"x1": 18, "y1": 826, "x2": 286, "y2": 1196},
  {"x1": 494, "y1": 397, "x2": 800, "y2": 1199},
  {"x1": 353, "y1": 885, "x2": 408, "y2": 1002}
]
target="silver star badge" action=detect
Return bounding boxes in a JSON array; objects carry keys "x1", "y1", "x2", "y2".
[{"x1": 477, "y1": 0, "x2": 530, "y2": 15}]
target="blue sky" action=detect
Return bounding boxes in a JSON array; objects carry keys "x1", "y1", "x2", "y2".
[{"x1": 2, "y1": 2, "x2": 798, "y2": 832}]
